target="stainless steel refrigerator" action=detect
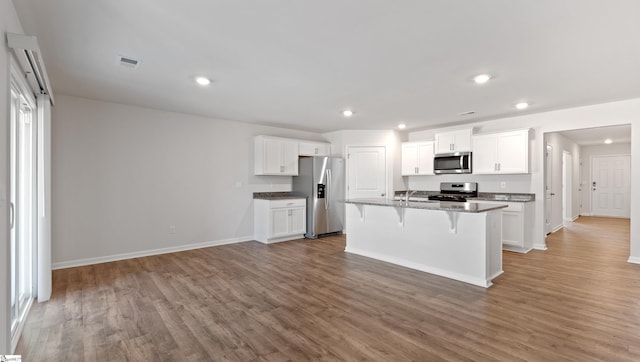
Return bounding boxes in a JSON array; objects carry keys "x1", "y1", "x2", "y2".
[{"x1": 292, "y1": 157, "x2": 344, "y2": 238}]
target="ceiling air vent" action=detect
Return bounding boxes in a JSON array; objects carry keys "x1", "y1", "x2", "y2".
[{"x1": 118, "y1": 55, "x2": 140, "y2": 69}]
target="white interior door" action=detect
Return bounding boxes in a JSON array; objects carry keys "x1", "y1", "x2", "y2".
[
  {"x1": 545, "y1": 144, "x2": 553, "y2": 234},
  {"x1": 347, "y1": 146, "x2": 387, "y2": 199},
  {"x1": 591, "y1": 155, "x2": 631, "y2": 218}
]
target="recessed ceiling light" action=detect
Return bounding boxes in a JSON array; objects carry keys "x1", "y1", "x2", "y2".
[
  {"x1": 515, "y1": 102, "x2": 529, "y2": 110},
  {"x1": 398, "y1": 123, "x2": 407, "y2": 130},
  {"x1": 195, "y1": 77, "x2": 210, "y2": 86},
  {"x1": 604, "y1": 139, "x2": 613, "y2": 144},
  {"x1": 473, "y1": 74, "x2": 491, "y2": 84},
  {"x1": 343, "y1": 110, "x2": 353, "y2": 117}
]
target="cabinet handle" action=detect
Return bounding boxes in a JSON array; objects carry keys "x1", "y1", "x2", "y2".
[
  {"x1": 314, "y1": 147, "x2": 318, "y2": 154},
  {"x1": 497, "y1": 163, "x2": 501, "y2": 171},
  {"x1": 288, "y1": 209, "x2": 292, "y2": 216},
  {"x1": 415, "y1": 167, "x2": 418, "y2": 174},
  {"x1": 280, "y1": 165, "x2": 284, "y2": 172}
]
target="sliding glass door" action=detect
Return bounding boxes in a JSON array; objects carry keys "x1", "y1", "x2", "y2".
[{"x1": 10, "y1": 69, "x2": 36, "y2": 339}]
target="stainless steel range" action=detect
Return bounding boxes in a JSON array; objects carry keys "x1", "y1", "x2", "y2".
[{"x1": 428, "y1": 182, "x2": 477, "y2": 202}]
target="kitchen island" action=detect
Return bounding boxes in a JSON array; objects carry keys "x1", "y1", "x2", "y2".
[{"x1": 344, "y1": 199, "x2": 507, "y2": 288}]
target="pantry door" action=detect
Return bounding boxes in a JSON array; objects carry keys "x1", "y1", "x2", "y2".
[{"x1": 346, "y1": 146, "x2": 387, "y2": 199}]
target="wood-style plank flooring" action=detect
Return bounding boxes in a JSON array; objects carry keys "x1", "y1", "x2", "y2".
[{"x1": 16, "y1": 216, "x2": 640, "y2": 361}]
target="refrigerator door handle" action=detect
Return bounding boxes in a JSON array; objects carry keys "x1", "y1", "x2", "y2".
[
  {"x1": 327, "y1": 169, "x2": 332, "y2": 210},
  {"x1": 325, "y1": 169, "x2": 330, "y2": 209}
]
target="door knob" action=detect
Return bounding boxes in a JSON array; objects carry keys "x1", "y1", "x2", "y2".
[
  {"x1": 550, "y1": 193, "x2": 556, "y2": 196},
  {"x1": 381, "y1": 193, "x2": 386, "y2": 197}
]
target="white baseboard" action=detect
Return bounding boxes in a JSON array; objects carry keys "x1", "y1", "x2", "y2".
[
  {"x1": 628, "y1": 256, "x2": 640, "y2": 264},
  {"x1": 52, "y1": 235, "x2": 253, "y2": 270},
  {"x1": 533, "y1": 243, "x2": 547, "y2": 251}
]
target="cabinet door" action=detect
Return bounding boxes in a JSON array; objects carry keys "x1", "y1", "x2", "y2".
[
  {"x1": 435, "y1": 133, "x2": 455, "y2": 154},
  {"x1": 401, "y1": 143, "x2": 418, "y2": 175},
  {"x1": 497, "y1": 131, "x2": 529, "y2": 174},
  {"x1": 299, "y1": 141, "x2": 330, "y2": 156},
  {"x1": 270, "y1": 208, "x2": 290, "y2": 237},
  {"x1": 452, "y1": 129, "x2": 472, "y2": 152},
  {"x1": 289, "y1": 207, "x2": 306, "y2": 234},
  {"x1": 502, "y1": 211, "x2": 523, "y2": 246},
  {"x1": 281, "y1": 139, "x2": 299, "y2": 175},
  {"x1": 263, "y1": 137, "x2": 283, "y2": 174},
  {"x1": 472, "y1": 134, "x2": 498, "y2": 174},
  {"x1": 416, "y1": 142, "x2": 434, "y2": 175}
]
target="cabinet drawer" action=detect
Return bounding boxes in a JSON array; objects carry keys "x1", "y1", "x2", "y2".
[{"x1": 270, "y1": 199, "x2": 306, "y2": 208}]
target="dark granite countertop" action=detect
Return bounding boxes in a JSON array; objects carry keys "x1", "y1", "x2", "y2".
[
  {"x1": 344, "y1": 198, "x2": 507, "y2": 213},
  {"x1": 253, "y1": 192, "x2": 307, "y2": 200},
  {"x1": 393, "y1": 190, "x2": 535, "y2": 202}
]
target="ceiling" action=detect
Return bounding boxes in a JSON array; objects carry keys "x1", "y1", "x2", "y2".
[
  {"x1": 12, "y1": 1, "x2": 640, "y2": 133},
  {"x1": 557, "y1": 125, "x2": 631, "y2": 146}
]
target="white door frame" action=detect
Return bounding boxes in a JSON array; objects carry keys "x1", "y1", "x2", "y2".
[{"x1": 562, "y1": 151, "x2": 573, "y2": 224}]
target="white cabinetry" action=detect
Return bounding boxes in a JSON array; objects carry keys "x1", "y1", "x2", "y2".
[
  {"x1": 254, "y1": 136, "x2": 299, "y2": 175},
  {"x1": 469, "y1": 200, "x2": 534, "y2": 253},
  {"x1": 435, "y1": 128, "x2": 473, "y2": 154},
  {"x1": 254, "y1": 198, "x2": 306, "y2": 243},
  {"x1": 472, "y1": 129, "x2": 529, "y2": 174},
  {"x1": 299, "y1": 140, "x2": 331, "y2": 156},
  {"x1": 401, "y1": 141, "x2": 434, "y2": 175}
]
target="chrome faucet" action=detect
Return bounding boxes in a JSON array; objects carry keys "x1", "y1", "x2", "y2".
[{"x1": 404, "y1": 190, "x2": 418, "y2": 205}]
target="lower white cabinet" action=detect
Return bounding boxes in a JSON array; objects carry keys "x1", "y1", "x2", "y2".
[
  {"x1": 254, "y1": 198, "x2": 306, "y2": 243},
  {"x1": 469, "y1": 200, "x2": 534, "y2": 253}
]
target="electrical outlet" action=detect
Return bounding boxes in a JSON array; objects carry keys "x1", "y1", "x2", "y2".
[
  {"x1": 169, "y1": 225, "x2": 176, "y2": 234},
  {"x1": 500, "y1": 181, "x2": 506, "y2": 189}
]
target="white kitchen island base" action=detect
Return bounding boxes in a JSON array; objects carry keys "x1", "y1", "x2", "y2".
[{"x1": 345, "y1": 201, "x2": 504, "y2": 288}]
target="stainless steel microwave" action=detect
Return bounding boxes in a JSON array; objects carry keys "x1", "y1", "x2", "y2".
[{"x1": 433, "y1": 152, "x2": 472, "y2": 174}]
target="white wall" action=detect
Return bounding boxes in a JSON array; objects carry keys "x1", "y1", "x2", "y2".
[
  {"x1": 51, "y1": 95, "x2": 326, "y2": 267},
  {"x1": 580, "y1": 143, "x2": 631, "y2": 215},
  {"x1": 545, "y1": 132, "x2": 580, "y2": 229},
  {"x1": 407, "y1": 98, "x2": 640, "y2": 256},
  {"x1": 0, "y1": 0, "x2": 26, "y2": 353}
]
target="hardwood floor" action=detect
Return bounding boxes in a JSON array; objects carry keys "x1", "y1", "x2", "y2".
[{"x1": 16, "y1": 216, "x2": 640, "y2": 361}]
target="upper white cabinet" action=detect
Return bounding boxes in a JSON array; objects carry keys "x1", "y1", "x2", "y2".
[
  {"x1": 472, "y1": 129, "x2": 530, "y2": 174},
  {"x1": 299, "y1": 140, "x2": 331, "y2": 156},
  {"x1": 401, "y1": 141, "x2": 434, "y2": 176},
  {"x1": 435, "y1": 128, "x2": 473, "y2": 154},
  {"x1": 254, "y1": 136, "x2": 299, "y2": 175}
]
